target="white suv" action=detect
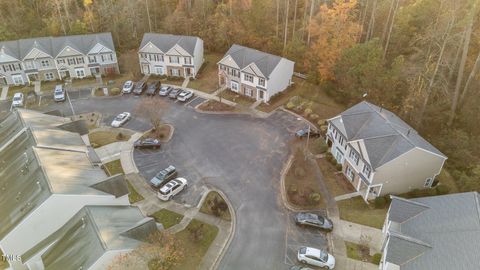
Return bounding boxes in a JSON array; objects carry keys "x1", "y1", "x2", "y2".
[
  {"x1": 297, "y1": 247, "x2": 335, "y2": 269},
  {"x1": 157, "y1": 178, "x2": 187, "y2": 201},
  {"x1": 12, "y1": 93, "x2": 24, "y2": 107},
  {"x1": 177, "y1": 90, "x2": 193, "y2": 102}
]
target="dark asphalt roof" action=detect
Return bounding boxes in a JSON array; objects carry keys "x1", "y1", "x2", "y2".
[
  {"x1": 329, "y1": 101, "x2": 446, "y2": 169},
  {"x1": 221, "y1": 44, "x2": 284, "y2": 78},
  {"x1": 386, "y1": 192, "x2": 480, "y2": 269},
  {"x1": 139, "y1": 33, "x2": 200, "y2": 56}
]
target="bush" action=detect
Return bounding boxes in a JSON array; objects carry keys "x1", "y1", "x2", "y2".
[
  {"x1": 374, "y1": 197, "x2": 387, "y2": 209},
  {"x1": 289, "y1": 96, "x2": 302, "y2": 106},
  {"x1": 91, "y1": 142, "x2": 99, "y2": 148},
  {"x1": 289, "y1": 184, "x2": 298, "y2": 194},
  {"x1": 110, "y1": 87, "x2": 121, "y2": 95},
  {"x1": 294, "y1": 167, "x2": 306, "y2": 177},
  {"x1": 286, "y1": 102, "x2": 295, "y2": 109},
  {"x1": 435, "y1": 185, "x2": 450, "y2": 195},
  {"x1": 116, "y1": 132, "x2": 125, "y2": 140},
  {"x1": 304, "y1": 108, "x2": 313, "y2": 117},
  {"x1": 309, "y1": 113, "x2": 319, "y2": 120},
  {"x1": 371, "y1": 253, "x2": 382, "y2": 265},
  {"x1": 335, "y1": 163, "x2": 343, "y2": 171},
  {"x1": 309, "y1": 192, "x2": 322, "y2": 204}
]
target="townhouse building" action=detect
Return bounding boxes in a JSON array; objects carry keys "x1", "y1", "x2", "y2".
[
  {"x1": 326, "y1": 101, "x2": 447, "y2": 201},
  {"x1": 0, "y1": 33, "x2": 119, "y2": 86},
  {"x1": 217, "y1": 44, "x2": 294, "y2": 103},
  {"x1": 138, "y1": 33, "x2": 204, "y2": 78}
]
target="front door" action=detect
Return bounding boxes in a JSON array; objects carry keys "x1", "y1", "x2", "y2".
[
  {"x1": 185, "y1": 68, "x2": 191, "y2": 77},
  {"x1": 142, "y1": 64, "x2": 150, "y2": 74},
  {"x1": 258, "y1": 90, "x2": 265, "y2": 102},
  {"x1": 90, "y1": 67, "x2": 100, "y2": 75}
]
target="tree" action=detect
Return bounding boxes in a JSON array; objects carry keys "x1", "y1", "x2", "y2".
[{"x1": 134, "y1": 97, "x2": 169, "y2": 132}]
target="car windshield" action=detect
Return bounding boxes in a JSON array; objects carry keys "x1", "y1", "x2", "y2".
[
  {"x1": 156, "y1": 170, "x2": 167, "y2": 178},
  {"x1": 124, "y1": 82, "x2": 132, "y2": 87},
  {"x1": 319, "y1": 250, "x2": 328, "y2": 262},
  {"x1": 115, "y1": 114, "x2": 126, "y2": 120},
  {"x1": 299, "y1": 247, "x2": 307, "y2": 254},
  {"x1": 13, "y1": 96, "x2": 21, "y2": 101},
  {"x1": 55, "y1": 89, "x2": 63, "y2": 94}
]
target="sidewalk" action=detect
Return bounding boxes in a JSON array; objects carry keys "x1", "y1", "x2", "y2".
[
  {"x1": 0, "y1": 85, "x2": 8, "y2": 101},
  {"x1": 93, "y1": 132, "x2": 142, "y2": 174}
]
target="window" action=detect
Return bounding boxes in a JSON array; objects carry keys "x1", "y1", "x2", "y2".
[
  {"x1": 362, "y1": 164, "x2": 371, "y2": 178},
  {"x1": 230, "y1": 81, "x2": 239, "y2": 92},
  {"x1": 424, "y1": 178, "x2": 433, "y2": 187},
  {"x1": 67, "y1": 58, "x2": 75, "y2": 65},
  {"x1": 41, "y1": 59, "x2": 50, "y2": 67},
  {"x1": 169, "y1": 56, "x2": 179, "y2": 63},
  {"x1": 338, "y1": 135, "x2": 344, "y2": 146},
  {"x1": 171, "y1": 68, "x2": 180, "y2": 76},
  {"x1": 57, "y1": 59, "x2": 65, "y2": 64},
  {"x1": 76, "y1": 57, "x2": 84, "y2": 64},
  {"x1": 89, "y1": 56, "x2": 97, "y2": 63},
  {"x1": 159, "y1": 55, "x2": 164, "y2": 62},
  {"x1": 44, "y1": 72, "x2": 54, "y2": 80},
  {"x1": 154, "y1": 66, "x2": 164, "y2": 75},
  {"x1": 345, "y1": 166, "x2": 354, "y2": 181},
  {"x1": 109, "y1": 54, "x2": 114, "y2": 61},
  {"x1": 349, "y1": 149, "x2": 360, "y2": 165},
  {"x1": 75, "y1": 68, "x2": 85, "y2": 78},
  {"x1": 184, "y1": 57, "x2": 192, "y2": 64},
  {"x1": 245, "y1": 88, "x2": 253, "y2": 97},
  {"x1": 258, "y1": 78, "x2": 265, "y2": 87},
  {"x1": 12, "y1": 75, "x2": 24, "y2": 85},
  {"x1": 25, "y1": 61, "x2": 34, "y2": 69},
  {"x1": 244, "y1": 73, "x2": 253, "y2": 83}
]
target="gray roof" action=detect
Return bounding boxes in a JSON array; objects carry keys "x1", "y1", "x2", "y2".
[
  {"x1": 0, "y1": 110, "x2": 128, "y2": 240},
  {"x1": 139, "y1": 33, "x2": 200, "y2": 56},
  {"x1": 221, "y1": 44, "x2": 285, "y2": 78},
  {"x1": 22, "y1": 206, "x2": 157, "y2": 269},
  {"x1": 385, "y1": 192, "x2": 480, "y2": 269},
  {"x1": 328, "y1": 101, "x2": 446, "y2": 169},
  {"x1": 388, "y1": 196, "x2": 429, "y2": 223},
  {"x1": 0, "y1": 33, "x2": 115, "y2": 61}
]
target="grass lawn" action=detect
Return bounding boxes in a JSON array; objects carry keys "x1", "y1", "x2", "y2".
[
  {"x1": 71, "y1": 112, "x2": 101, "y2": 130},
  {"x1": 7, "y1": 85, "x2": 34, "y2": 98},
  {"x1": 159, "y1": 77, "x2": 184, "y2": 86},
  {"x1": 88, "y1": 130, "x2": 132, "y2": 148},
  {"x1": 104, "y1": 159, "x2": 124, "y2": 175},
  {"x1": 200, "y1": 191, "x2": 231, "y2": 221},
  {"x1": 317, "y1": 158, "x2": 355, "y2": 197},
  {"x1": 285, "y1": 149, "x2": 326, "y2": 209},
  {"x1": 127, "y1": 180, "x2": 144, "y2": 204},
  {"x1": 187, "y1": 53, "x2": 223, "y2": 93},
  {"x1": 345, "y1": 241, "x2": 380, "y2": 264},
  {"x1": 94, "y1": 87, "x2": 106, "y2": 96},
  {"x1": 219, "y1": 89, "x2": 255, "y2": 107},
  {"x1": 142, "y1": 124, "x2": 172, "y2": 141},
  {"x1": 197, "y1": 100, "x2": 237, "y2": 112},
  {"x1": 436, "y1": 169, "x2": 459, "y2": 193},
  {"x1": 337, "y1": 197, "x2": 388, "y2": 229},
  {"x1": 150, "y1": 209, "x2": 184, "y2": 229},
  {"x1": 173, "y1": 219, "x2": 219, "y2": 270}
]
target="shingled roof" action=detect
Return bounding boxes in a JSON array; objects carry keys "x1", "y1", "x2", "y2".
[
  {"x1": 139, "y1": 33, "x2": 201, "y2": 56},
  {"x1": 328, "y1": 101, "x2": 446, "y2": 169}
]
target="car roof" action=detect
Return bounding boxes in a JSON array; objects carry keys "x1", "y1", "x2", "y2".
[
  {"x1": 305, "y1": 247, "x2": 322, "y2": 258},
  {"x1": 13, "y1": 93, "x2": 23, "y2": 97}
]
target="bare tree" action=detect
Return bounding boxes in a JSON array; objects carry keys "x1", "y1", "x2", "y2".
[
  {"x1": 383, "y1": 0, "x2": 400, "y2": 59},
  {"x1": 306, "y1": 0, "x2": 315, "y2": 46},
  {"x1": 292, "y1": 0, "x2": 298, "y2": 40},
  {"x1": 284, "y1": 0, "x2": 290, "y2": 51},
  {"x1": 145, "y1": 0, "x2": 152, "y2": 32},
  {"x1": 134, "y1": 97, "x2": 169, "y2": 133}
]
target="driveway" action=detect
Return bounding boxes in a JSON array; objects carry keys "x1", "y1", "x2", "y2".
[{"x1": 1, "y1": 94, "x2": 328, "y2": 269}]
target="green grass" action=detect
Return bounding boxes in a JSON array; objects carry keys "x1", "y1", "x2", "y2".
[
  {"x1": 104, "y1": 159, "x2": 124, "y2": 175},
  {"x1": 337, "y1": 197, "x2": 388, "y2": 229},
  {"x1": 127, "y1": 180, "x2": 144, "y2": 204},
  {"x1": 7, "y1": 85, "x2": 34, "y2": 98},
  {"x1": 345, "y1": 241, "x2": 381, "y2": 264},
  {"x1": 150, "y1": 209, "x2": 184, "y2": 229},
  {"x1": 173, "y1": 219, "x2": 219, "y2": 270},
  {"x1": 219, "y1": 89, "x2": 255, "y2": 106},
  {"x1": 345, "y1": 241, "x2": 363, "y2": 261},
  {"x1": 187, "y1": 53, "x2": 223, "y2": 93},
  {"x1": 88, "y1": 130, "x2": 131, "y2": 148},
  {"x1": 200, "y1": 191, "x2": 231, "y2": 221}
]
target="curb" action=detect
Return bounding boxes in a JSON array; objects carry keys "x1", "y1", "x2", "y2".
[
  {"x1": 279, "y1": 153, "x2": 308, "y2": 212},
  {"x1": 140, "y1": 123, "x2": 175, "y2": 143},
  {"x1": 280, "y1": 107, "x2": 319, "y2": 128}
]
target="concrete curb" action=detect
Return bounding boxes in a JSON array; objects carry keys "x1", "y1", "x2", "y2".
[
  {"x1": 279, "y1": 153, "x2": 307, "y2": 212},
  {"x1": 140, "y1": 123, "x2": 175, "y2": 143}
]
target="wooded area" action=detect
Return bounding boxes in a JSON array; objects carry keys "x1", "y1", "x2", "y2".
[{"x1": 1, "y1": 0, "x2": 478, "y2": 191}]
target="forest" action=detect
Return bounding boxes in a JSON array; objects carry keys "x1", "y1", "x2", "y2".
[{"x1": 1, "y1": 0, "x2": 479, "y2": 191}]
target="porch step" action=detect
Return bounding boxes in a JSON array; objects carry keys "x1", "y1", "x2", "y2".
[
  {"x1": 181, "y1": 77, "x2": 190, "y2": 88},
  {"x1": 334, "y1": 191, "x2": 362, "y2": 201},
  {"x1": 0, "y1": 85, "x2": 8, "y2": 101}
]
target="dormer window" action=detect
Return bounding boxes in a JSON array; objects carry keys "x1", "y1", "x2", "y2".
[
  {"x1": 259, "y1": 78, "x2": 265, "y2": 87},
  {"x1": 41, "y1": 59, "x2": 50, "y2": 67}
]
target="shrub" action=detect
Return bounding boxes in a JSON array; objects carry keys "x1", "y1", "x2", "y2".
[
  {"x1": 304, "y1": 108, "x2": 313, "y2": 116},
  {"x1": 286, "y1": 102, "x2": 295, "y2": 109},
  {"x1": 309, "y1": 113, "x2": 319, "y2": 120},
  {"x1": 317, "y1": 120, "x2": 325, "y2": 127},
  {"x1": 91, "y1": 142, "x2": 99, "y2": 148},
  {"x1": 294, "y1": 167, "x2": 306, "y2": 177},
  {"x1": 335, "y1": 163, "x2": 343, "y2": 171},
  {"x1": 374, "y1": 197, "x2": 387, "y2": 209},
  {"x1": 371, "y1": 253, "x2": 382, "y2": 265},
  {"x1": 289, "y1": 184, "x2": 298, "y2": 194},
  {"x1": 116, "y1": 132, "x2": 124, "y2": 140},
  {"x1": 289, "y1": 96, "x2": 302, "y2": 106},
  {"x1": 325, "y1": 152, "x2": 334, "y2": 163},
  {"x1": 110, "y1": 87, "x2": 121, "y2": 95},
  {"x1": 309, "y1": 192, "x2": 322, "y2": 204},
  {"x1": 436, "y1": 185, "x2": 450, "y2": 195}
]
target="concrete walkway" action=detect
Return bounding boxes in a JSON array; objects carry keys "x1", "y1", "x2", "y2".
[
  {"x1": 33, "y1": 81, "x2": 41, "y2": 95},
  {"x1": 182, "y1": 77, "x2": 190, "y2": 88},
  {"x1": 0, "y1": 85, "x2": 8, "y2": 101},
  {"x1": 94, "y1": 132, "x2": 142, "y2": 173},
  {"x1": 164, "y1": 83, "x2": 237, "y2": 107},
  {"x1": 335, "y1": 191, "x2": 362, "y2": 201}
]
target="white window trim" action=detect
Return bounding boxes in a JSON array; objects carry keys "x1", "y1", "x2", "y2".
[
  {"x1": 155, "y1": 66, "x2": 164, "y2": 75},
  {"x1": 44, "y1": 72, "x2": 54, "y2": 80},
  {"x1": 230, "y1": 81, "x2": 239, "y2": 92},
  {"x1": 12, "y1": 75, "x2": 24, "y2": 85},
  {"x1": 75, "y1": 68, "x2": 85, "y2": 78}
]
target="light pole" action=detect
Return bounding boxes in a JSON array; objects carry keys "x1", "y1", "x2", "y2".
[{"x1": 65, "y1": 79, "x2": 75, "y2": 116}]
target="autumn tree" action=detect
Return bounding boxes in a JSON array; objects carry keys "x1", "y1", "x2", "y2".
[
  {"x1": 305, "y1": 0, "x2": 361, "y2": 81},
  {"x1": 134, "y1": 97, "x2": 169, "y2": 134}
]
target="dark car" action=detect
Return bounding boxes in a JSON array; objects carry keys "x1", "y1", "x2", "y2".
[
  {"x1": 134, "y1": 138, "x2": 161, "y2": 149},
  {"x1": 295, "y1": 126, "x2": 321, "y2": 138},
  {"x1": 149, "y1": 165, "x2": 178, "y2": 188},
  {"x1": 295, "y1": 212, "x2": 333, "y2": 231},
  {"x1": 159, "y1": 86, "x2": 173, "y2": 96},
  {"x1": 133, "y1": 80, "x2": 147, "y2": 95},
  {"x1": 146, "y1": 81, "x2": 161, "y2": 96},
  {"x1": 168, "y1": 88, "x2": 182, "y2": 99}
]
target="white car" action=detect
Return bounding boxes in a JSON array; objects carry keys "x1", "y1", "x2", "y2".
[
  {"x1": 157, "y1": 178, "x2": 187, "y2": 201},
  {"x1": 111, "y1": 112, "x2": 131, "y2": 127},
  {"x1": 12, "y1": 93, "x2": 24, "y2": 107},
  {"x1": 177, "y1": 90, "x2": 193, "y2": 102},
  {"x1": 53, "y1": 85, "x2": 66, "y2": 102},
  {"x1": 122, "y1": 80, "x2": 134, "y2": 93},
  {"x1": 297, "y1": 247, "x2": 335, "y2": 269}
]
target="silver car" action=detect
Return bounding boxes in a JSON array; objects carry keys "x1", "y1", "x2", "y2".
[{"x1": 53, "y1": 85, "x2": 65, "y2": 102}]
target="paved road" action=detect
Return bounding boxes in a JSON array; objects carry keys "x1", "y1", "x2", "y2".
[{"x1": 1, "y1": 94, "x2": 328, "y2": 269}]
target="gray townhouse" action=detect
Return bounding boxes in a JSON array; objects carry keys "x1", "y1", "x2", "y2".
[
  {"x1": 0, "y1": 33, "x2": 119, "y2": 86},
  {"x1": 138, "y1": 33, "x2": 204, "y2": 78},
  {"x1": 326, "y1": 101, "x2": 447, "y2": 201},
  {"x1": 380, "y1": 193, "x2": 480, "y2": 270},
  {"x1": 217, "y1": 44, "x2": 294, "y2": 103}
]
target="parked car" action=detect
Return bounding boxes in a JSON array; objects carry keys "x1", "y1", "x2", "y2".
[
  {"x1": 53, "y1": 85, "x2": 65, "y2": 102},
  {"x1": 297, "y1": 247, "x2": 335, "y2": 269},
  {"x1": 134, "y1": 138, "x2": 161, "y2": 149},
  {"x1": 12, "y1": 93, "x2": 24, "y2": 107},
  {"x1": 168, "y1": 88, "x2": 182, "y2": 99},
  {"x1": 149, "y1": 165, "x2": 177, "y2": 188},
  {"x1": 133, "y1": 81, "x2": 147, "y2": 95},
  {"x1": 289, "y1": 266, "x2": 314, "y2": 270},
  {"x1": 177, "y1": 90, "x2": 193, "y2": 102},
  {"x1": 122, "y1": 80, "x2": 134, "y2": 94},
  {"x1": 159, "y1": 86, "x2": 173, "y2": 96},
  {"x1": 146, "y1": 81, "x2": 161, "y2": 96},
  {"x1": 295, "y1": 212, "x2": 333, "y2": 231},
  {"x1": 295, "y1": 126, "x2": 321, "y2": 138},
  {"x1": 157, "y1": 178, "x2": 187, "y2": 201},
  {"x1": 111, "y1": 112, "x2": 131, "y2": 127}
]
